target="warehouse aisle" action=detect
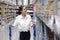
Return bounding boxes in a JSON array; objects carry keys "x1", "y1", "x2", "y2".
[{"x1": 0, "y1": 0, "x2": 60, "y2": 40}]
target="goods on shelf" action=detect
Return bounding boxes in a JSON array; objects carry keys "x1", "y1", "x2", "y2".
[
  {"x1": 0, "y1": 1, "x2": 18, "y2": 26},
  {"x1": 46, "y1": 0, "x2": 54, "y2": 15},
  {"x1": 58, "y1": 1, "x2": 60, "y2": 15}
]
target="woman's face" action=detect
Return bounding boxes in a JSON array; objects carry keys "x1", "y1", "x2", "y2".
[{"x1": 21, "y1": 7, "x2": 27, "y2": 15}]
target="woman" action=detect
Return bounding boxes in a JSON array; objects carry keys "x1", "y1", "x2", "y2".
[{"x1": 12, "y1": 6, "x2": 33, "y2": 40}]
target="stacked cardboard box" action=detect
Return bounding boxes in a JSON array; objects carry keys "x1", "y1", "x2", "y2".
[{"x1": 45, "y1": 0, "x2": 54, "y2": 15}]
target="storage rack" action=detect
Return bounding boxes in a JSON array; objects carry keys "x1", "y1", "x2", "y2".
[
  {"x1": 0, "y1": 5, "x2": 2, "y2": 26},
  {"x1": 27, "y1": 4, "x2": 33, "y2": 17},
  {"x1": 15, "y1": 7, "x2": 19, "y2": 16},
  {"x1": 4, "y1": 5, "x2": 17, "y2": 23},
  {"x1": 58, "y1": 0, "x2": 60, "y2": 15},
  {"x1": 0, "y1": 0, "x2": 18, "y2": 26}
]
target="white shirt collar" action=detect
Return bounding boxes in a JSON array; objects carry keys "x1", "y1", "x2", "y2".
[{"x1": 20, "y1": 14, "x2": 28, "y2": 19}]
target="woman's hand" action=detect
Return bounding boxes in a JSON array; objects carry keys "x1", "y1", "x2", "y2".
[{"x1": 9, "y1": 24, "x2": 14, "y2": 28}]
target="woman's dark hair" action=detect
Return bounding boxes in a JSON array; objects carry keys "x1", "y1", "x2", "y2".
[{"x1": 18, "y1": 5, "x2": 24, "y2": 15}]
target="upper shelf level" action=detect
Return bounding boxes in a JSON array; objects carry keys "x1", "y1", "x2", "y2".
[{"x1": 0, "y1": 0, "x2": 16, "y2": 5}]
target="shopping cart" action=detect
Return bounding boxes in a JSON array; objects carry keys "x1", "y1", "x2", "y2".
[
  {"x1": 33, "y1": 24, "x2": 36, "y2": 40},
  {"x1": 9, "y1": 25, "x2": 12, "y2": 40}
]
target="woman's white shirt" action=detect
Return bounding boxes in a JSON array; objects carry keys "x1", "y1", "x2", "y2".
[{"x1": 13, "y1": 14, "x2": 32, "y2": 32}]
